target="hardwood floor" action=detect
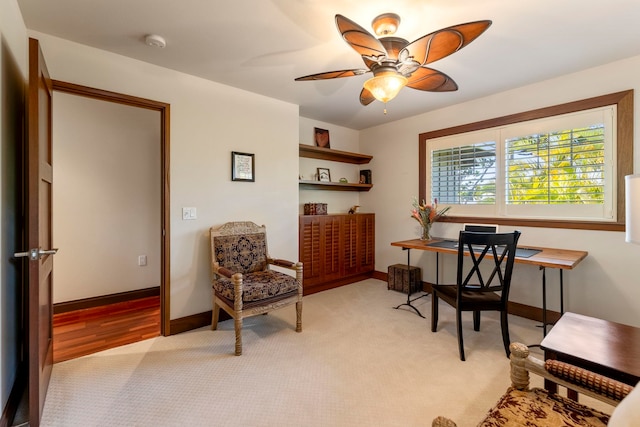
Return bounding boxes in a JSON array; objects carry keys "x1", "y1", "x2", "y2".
[{"x1": 53, "y1": 296, "x2": 160, "y2": 363}]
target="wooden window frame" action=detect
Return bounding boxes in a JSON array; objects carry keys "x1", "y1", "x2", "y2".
[{"x1": 418, "y1": 90, "x2": 633, "y2": 231}]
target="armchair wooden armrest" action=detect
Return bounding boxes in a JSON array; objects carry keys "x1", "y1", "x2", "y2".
[
  {"x1": 509, "y1": 342, "x2": 630, "y2": 407},
  {"x1": 216, "y1": 266, "x2": 236, "y2": 279},
  {"x1": 212, "y1": 261, "x2": 237, "y2": 279},
  {"x1": 269, "y1": 258, "x2": 295, "y2": 268},
  {"x1": 268, "y1": 257, "x2": 302, "y2": 270}
]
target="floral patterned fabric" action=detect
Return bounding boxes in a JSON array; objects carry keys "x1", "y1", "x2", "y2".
[
  {"x1": 213, "y1": 270, "x2": 299, "y2": 303},
  {"x1": 214, "y1": 233, "x2": 267, "y2": 274},
  {"x1": 477, "y1": 387, "x2": 610, "y2": 427}
]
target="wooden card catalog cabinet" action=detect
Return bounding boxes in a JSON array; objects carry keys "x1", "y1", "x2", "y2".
[{"x1": 299, "y1": 213, "x2": 375, "y2": 295}]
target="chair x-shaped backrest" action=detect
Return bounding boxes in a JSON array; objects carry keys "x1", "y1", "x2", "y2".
[{"x1": 456, "y1": 230, "x2": 521, "y2": 300}]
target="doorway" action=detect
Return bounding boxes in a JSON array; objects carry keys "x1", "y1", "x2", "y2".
[{"x1": 51, "y1": 80, "x2": 171, "y2": 340}]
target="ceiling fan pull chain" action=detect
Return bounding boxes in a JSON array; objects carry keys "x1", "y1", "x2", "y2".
[{"x1": 383, "y1": 102, "x2": 388, "y2": 115}]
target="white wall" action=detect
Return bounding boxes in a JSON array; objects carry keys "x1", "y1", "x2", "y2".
[
  {"x1": 0, "y1": 0, "x2": 27, "y2": 412},
  {"x1": 299, "y1": 117, "x2": 365, "y2": 214},
  {"x1": 30, "y1": 31, "x2": 300, "y2": 320},
  {"x1": 361, "y1": 54, "x2": 640, "y2": 328},
  {"x1": 52, "y1": 92, "x2": 161, "y2": 303}
]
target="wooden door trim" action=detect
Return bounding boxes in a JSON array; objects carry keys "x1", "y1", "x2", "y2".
[{"x1": 51, "y1": 80, "x2": 171, "y2": 335}]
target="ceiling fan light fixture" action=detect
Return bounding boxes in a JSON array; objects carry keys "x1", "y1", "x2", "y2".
[
  {"x1": 363, "y1": 70, "x2": 408, "y2": 103},
  {"x1": 294, "y1": 14, "x2": 492, "y2": 108},
  {"x1": 372, "y1": 13, "x2": 401, "y2": 36}
]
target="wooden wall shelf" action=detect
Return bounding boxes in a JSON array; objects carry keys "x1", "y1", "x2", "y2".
[
  {"x1": 299, "y1": 144, "x2": 372, "y2": 164},
  {"x1": 298, "y1": 180, "x2": 373, "y2": 192}
]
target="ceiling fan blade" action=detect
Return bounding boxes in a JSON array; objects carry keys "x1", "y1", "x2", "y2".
[
  {"x1": 359, "y1": 88, "x2": 376, "y2": 106},
  {"x1": 402, "y1": 20, "x2": 492, "y2": 66},
  {"x1": 407, "y1": 67, "x2": 458, "y2": 92},
  {"x1": 295, "y1": 69, "x2": 369, "y2": 81},
  {"x1": 336, "y1": 14, "x2": 387, "y2": 58}
]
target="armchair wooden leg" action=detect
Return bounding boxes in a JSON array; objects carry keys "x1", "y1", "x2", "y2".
[
  {"x1": 212, "y1": 299, "x2": 220, "y2": 331},
  {"x1": 234, "y1": 316, "x2": 242, "y2": 356},
  {"x1": 295, "y1": 301, "x2": 302, "y2": 332}
]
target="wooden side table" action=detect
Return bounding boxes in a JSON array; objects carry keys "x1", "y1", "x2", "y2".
[{"x1": 541, "y1": 312, "x2": 640, "y2": 399}]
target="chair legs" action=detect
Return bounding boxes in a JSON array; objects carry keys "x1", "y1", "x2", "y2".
[
  {"x1": 473, "y1": 310, "x2": 481, "y2": 331},
  {"x1": 295, "y1": 301, "x2": 303, "y2": 332},
  {"x1": 234, "y1": 316, "x2": 243, "y2": 356},
  {"x1": 456, "y1": 308, "x2": 466, "y2": 361},
  {"x1": 500, "y1": 310, "x2": 511, "y2": 358},
  {"x1": 211, "y1": 299, "x2": 220, "y2": 331}
]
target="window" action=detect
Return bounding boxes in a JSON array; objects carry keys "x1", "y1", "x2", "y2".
[
  {"x1": 432, "y1": 140, "x2": 496, "y2": 205},
  {"x1": 419, "y1": 91, "x2": 633, "y2": 231}
]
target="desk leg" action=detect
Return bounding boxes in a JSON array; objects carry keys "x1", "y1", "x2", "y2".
[
  {"x1": 394, "y1": 247, "x2": 428, "y2": 318},
  {"x1": 541, "y1": 268, "x2": 565, "y2": 337},
  {"x1": 542, "y1": 266, "x2": 547, "y2": 336},
  {"x1": 560, "y1": 270, "x2": 564, "y2": 315}
]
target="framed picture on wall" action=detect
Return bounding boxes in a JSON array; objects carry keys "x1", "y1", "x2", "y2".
[
  {"x1": 317, "y1": 167, "x2": 331, "y2": 182},
  {"x1": 231, "y1": 151, "x2": 255, "y2": 182},
  {"x1": 314, "y1": 127, "x2": 330, "y2": 148}
]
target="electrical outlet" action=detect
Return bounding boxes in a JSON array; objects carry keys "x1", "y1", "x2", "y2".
[{"x1": 138, "y1": 255, "x2": 147, "y2": 266}]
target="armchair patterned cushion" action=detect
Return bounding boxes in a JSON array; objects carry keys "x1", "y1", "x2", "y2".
[{"x1": 210, "y1": 222, "x2": 303, "y2": 355}]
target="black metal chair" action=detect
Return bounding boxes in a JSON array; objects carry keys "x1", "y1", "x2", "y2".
[{"x1": 431, "y1": 230, "x2": 521, "y2": 361}]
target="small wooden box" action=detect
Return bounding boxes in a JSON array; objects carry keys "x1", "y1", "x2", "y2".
[
  {"x1": 387, "y1": 264, "x2": 422, "y2": 294},
  {"x1": 304, "y1": 203, "x2": 327, "y2": 215}
]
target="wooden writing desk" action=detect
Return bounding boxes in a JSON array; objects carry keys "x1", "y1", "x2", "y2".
[{"x1": 390, "y1": 238, "x2": 588, "y2": 334}]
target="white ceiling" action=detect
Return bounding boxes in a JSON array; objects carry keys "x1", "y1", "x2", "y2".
[{"x1": 17, "y1": 0, "x2": 640, "y2": 130}]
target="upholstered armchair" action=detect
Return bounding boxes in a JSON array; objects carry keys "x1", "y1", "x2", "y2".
[
  {"x1": 432, "y1": 342, "x2": 637, "y2": 427},
  {"x1": 209, "y1": 221, "x2": 303, "y2": 355}
]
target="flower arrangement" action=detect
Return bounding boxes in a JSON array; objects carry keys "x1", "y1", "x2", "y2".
[{"x1": 411, "y1": 198, "x2": 450, "y2": 240}]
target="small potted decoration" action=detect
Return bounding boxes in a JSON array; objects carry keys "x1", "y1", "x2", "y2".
[{"x1": 411, "y1": 198, "x2": 450, "y2": 240}]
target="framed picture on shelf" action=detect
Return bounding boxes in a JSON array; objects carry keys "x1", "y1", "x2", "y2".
[
  {"x1": 231, "y1": 151, "x2": 255, "y2": 182},
  {"x1": 360, "y1": 169, "x2": 372, "y2": 184},
  {"x1": 314, "y1": 127, "x2": 330, "y2": 148},
  {"x1": 317, "y1": 167, "x2": 331, "y2": 182}
]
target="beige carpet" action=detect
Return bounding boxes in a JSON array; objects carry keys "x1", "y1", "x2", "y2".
[{"x1": 40, "y1": 279, "x2": 601, "y2": 426}]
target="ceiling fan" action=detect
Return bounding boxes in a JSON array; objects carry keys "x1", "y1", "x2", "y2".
[{"x1": 295, "y1": 13, "x2": 492, "y2": 108}]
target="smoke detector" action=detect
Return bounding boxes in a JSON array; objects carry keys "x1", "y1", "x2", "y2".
[{"x1": 144, "y1": 34, "x2": 166, "y2": 48}]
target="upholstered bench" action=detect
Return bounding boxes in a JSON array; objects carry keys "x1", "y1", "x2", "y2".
[{"x1": 433, "y1": 342, "x2": 639, "y2": 427}]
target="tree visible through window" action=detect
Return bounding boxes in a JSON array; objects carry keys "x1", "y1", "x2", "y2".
[{"x1": 506, "y1": 125, "x2": 605, "y2": 205}]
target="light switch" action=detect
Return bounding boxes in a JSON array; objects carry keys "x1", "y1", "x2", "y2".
[{"x1": 182, "y1": 207, "x2": 197, "y2": 220}]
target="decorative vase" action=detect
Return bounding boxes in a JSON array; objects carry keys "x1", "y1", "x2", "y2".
[{"x1": 421, "y1": 224, "x2": 432, "y2": 241}]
